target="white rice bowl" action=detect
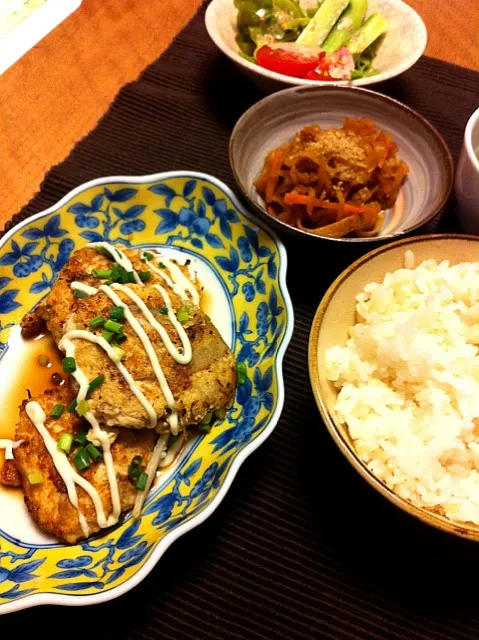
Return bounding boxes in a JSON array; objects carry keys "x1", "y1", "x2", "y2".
[{"x1": 326, "y1": 251, "x2": 479, "y2": 526}]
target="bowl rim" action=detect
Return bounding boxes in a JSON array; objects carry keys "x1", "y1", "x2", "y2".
[
  {"x1": 229, "y1": 85, "x2": 454, "y2": 244},
  {"x1": 205, "y1": 0, "x2": 428, "y2": 88},
  {"x1": 308, "y1": 233, "x2": 479, "y2": 541},
  {"x1": 465, "y1": 105, "x2": 479, "y2": 174}
]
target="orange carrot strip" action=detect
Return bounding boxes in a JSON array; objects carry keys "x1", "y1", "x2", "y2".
[
  {"x1": 265, "y1": 150, "x2": 284, "y2": 202},
  {"x1": 283, "y1": 193, "x2": 377, "y2": 216}
]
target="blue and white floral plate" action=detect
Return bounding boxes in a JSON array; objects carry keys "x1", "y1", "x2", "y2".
[{"x1": 0, "y1": 171, "x2": 293, "y2": 613}]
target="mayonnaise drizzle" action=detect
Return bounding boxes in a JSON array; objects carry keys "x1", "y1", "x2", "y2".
[
  {"x1": 59, "y1": 329, "x2": 157, "y2": 428},
  {"x1": 71, "y1": 281, "x2": 98, "y2": 295},
  {"x1": 87, "y1": 242, "x2": 143, "y2": 285},
  {"x1": 26, "y1": 402, "x2": 103, "y2": 539},
  {"x1": 0, "y1": 439, "x2": 13, "y2": 460},
  {"x1": 111, "y1": 283, "x2": 192, "y2": 364},
  {"x1": 144, "y1": 253, "x2": 200, "y2": 305},
  {"x1": 98, "y1": 284, "x2": 179, "y2": 434}
]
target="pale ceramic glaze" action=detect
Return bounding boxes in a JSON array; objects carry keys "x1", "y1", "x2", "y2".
[
  {"x1": 309, "y1": 234, "x2": 479, "y2": 541},
  {"x1": 230, "y1": 86, "x2": 453, "y2": 243},
  {"x1": 455, "y1": 106, "x2": 479, "y2": 234},
  {"x1": 205, "y1": 0, "x2": 427, "y2": 92},
  {"x1": 0, "y1": 171, "x2": 293, "y2": 613}
]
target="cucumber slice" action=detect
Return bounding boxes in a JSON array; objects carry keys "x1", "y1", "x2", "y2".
[
  {"x1": 322, "y1": 0, "x2": 368, "y2": 53},
  {"x1": 296, "y1": 0, "x2": 349, "y2": 47},
  {"x1": 347, "y1": 12, "x2": 388, "y2": 56}
]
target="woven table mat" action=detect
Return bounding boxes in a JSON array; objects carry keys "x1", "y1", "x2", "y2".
[{"x1": 4, "y1": 4, "x2": 479, "y2": 638}]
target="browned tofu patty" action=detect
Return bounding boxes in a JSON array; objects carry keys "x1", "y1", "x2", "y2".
[
  {"x1": 34, "y1": 246, "x2": 236, "y2": 431},
  {"x1": 14, "y1": 387, "x2": 156, "y2": 544}
]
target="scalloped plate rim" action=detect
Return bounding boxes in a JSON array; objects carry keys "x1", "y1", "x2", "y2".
[{"x1": 0, "y1": 170, "x2": 294, "y2": 613}]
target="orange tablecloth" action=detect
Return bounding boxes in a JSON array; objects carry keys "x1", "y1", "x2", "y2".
[{"x1": 1, "y1": 0, "x2": 478, "y2": 228}]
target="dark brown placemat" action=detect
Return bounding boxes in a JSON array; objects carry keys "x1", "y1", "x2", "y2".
[{"x1": 4, "y1": 4, "x2": 479, "y2": 638}]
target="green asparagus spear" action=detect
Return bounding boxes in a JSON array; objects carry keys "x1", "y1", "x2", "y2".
[
  {"x1": 321, "y1": 0, "x2": 367, "y2": 53},
  {"x1": 347, "y1": 12, "x2": 388, "y2": 55},
  {"x1": 296, "y1": 0, "x2": 349, "y2": 47}
]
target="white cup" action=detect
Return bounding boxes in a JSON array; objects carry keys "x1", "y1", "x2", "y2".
[{"x1": 456, "y1": 106, "x2": 479, "y2": 234}]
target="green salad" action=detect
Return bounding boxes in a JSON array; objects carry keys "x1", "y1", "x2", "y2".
[{"x1": 234, "y1": 0, "x2": 388, "y2": 81}]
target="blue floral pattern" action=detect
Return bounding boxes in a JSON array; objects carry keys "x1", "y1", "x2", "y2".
[{"x1": 0, "y1": 174, "x2": 292, "y2": 609}]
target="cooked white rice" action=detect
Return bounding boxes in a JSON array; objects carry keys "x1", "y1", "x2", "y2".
[{"x1": 326, "y1": 252, "x2": 479, "y2": 525}]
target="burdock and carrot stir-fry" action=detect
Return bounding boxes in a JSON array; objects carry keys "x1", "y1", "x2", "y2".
[{"x1": 255, "y1": 118, "x2": 408, "y2": 238}]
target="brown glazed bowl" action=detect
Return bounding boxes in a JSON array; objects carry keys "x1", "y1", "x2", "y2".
[
  {"x1": 309, "y1": 234, "x2": 479, "y2": 541},
  {"x1": 230, "y1": 86, "x2": 454, "y2": 245}
]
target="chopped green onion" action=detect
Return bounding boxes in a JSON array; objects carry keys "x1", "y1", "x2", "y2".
[
  {"x1": 73, "y1": 289, "x2": 88, "y2": 299},
  {"x1": 136, "y1": 472, "x2": 148, "y2": 491},
  {"x1": 199, "y1": 423, "x2": 212, "y2": 434},
  {"x1": 38, "y1": 354, "x2": 49, "y2": 367},
  {"x1": 92, "y1": 268, "x2": 113, "y2": 279},
  {"x1": 143, "y1": 251, "x2": 154, "y2": 261},
  {"x1": 167, "y1": 433, "x2": 180, "y2": 448},
  {"x1": 159, "y1": 262, "x2": 166, "y2": 269},
  {"x1": 236, "y1": 362, "x2": 247, "y2": 385},
  {"x1": 200, "y1": 412, "x2": 213, "y2": 425},
  {"x1": 176, "y1": 307, "x2": 190, "y2": 324},
  {"x1": 115, "y1": 332, "x2": 127, "y2": 344},
  {"x1": 76, "y1": 400, "x2": 90, "y2": 417},
  {"x1": 67, "y1": 398, "x2": 77, "y2": 414},
  {"x1": 139, "y1": 270, "x2": 151, "y2": 282},
  {"x1": 87, "y1": 374, "x2": 105, "y2": 395},
  {"x1": 89, "y1": 315, "x2": 106, "y2": 329},
  {"x1": 159, "y1": 307, "x2": 168, "y2": 315},
  {"x1": 73, "y1": 447, "x2": 91, "y2": 472},
  {"x1": 213, "y1": 408, "x2": 227, "y2": 420},
  {"x1": 62, "y1": 357, "x2": 76, "y2": 373},
  {"x1": 101, "y1": 330, "x2": 114, "y2": 343},
  {"x1": 104, "y1": 319, "x2": 123, "y2": 333},
  {"x1": 50, "y1": 404, "x2": 64, "y2": 419},
  {"x1": 126, "y1": 271, "x2": 136, "y2": 283},
  {"x1": 112, "y1": 346, "x2": 125, "y2": 360},
  {"x1": 28, "y1": 472, "x2": 44, "y2": 485},
  {"x1": 86, "y1": 443, "x2": 102, "y2": 463},
  {"x1": 104, "y1": 279, "x2": 113, "y2": 286},
  {"x1": 73, "y1": 430, "x2": 88, "y2": 447},
  {"x1": 109, "y1": 306, "x2": 125, "y2": 321},
  {"x1": 95, "y1": 246, "x2": 114, "y2": 258},
  {"x1": 128, "y1": 455, "x2": 143, "y2": 480},
  {"x1": 57, "y1": 432, "x2": 74, "y2": 454}
]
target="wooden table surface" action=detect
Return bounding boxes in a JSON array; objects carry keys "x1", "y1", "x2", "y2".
[{"x1": 1, "y1": 0, "x2": 478, "y2": 227}]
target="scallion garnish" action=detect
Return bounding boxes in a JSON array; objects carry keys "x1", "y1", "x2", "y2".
[
  {"x1": 112, "y1": 346, "x2": 125, "y2": 361},
  {"x1": 92, "y1": 268, "x2": 113, "y2": 279},
  {"x1": 38, "y1": 354, "x2": 49, "y2": 367},
  {"x1": 28, "y1": 472, "x2": 44, "y2": 485},
  {"x1": 89, "y1": 315, "x2": 106, "y2": 329},
  {"x1": 136, "y1": 472, "x2": 148, "y2": 491},
  {"x1": 101, "y1": 330, "x2": 114, "y2": 343},
  {"x1": 159, "y1": 262, "x2": 166, "y2": 269},
  {"x1": 87, "y1": 374, "x2": 105, "y2": 395},
  {"x1": 143, "y1": 251, "x2": 154, "y2": 261},
  {"x1": 126, "y1": 271, "x2": 136, "y2": 283},
  {"x1": 128, "y1": 455, "x2": 143, "y2": 480},
  {"x1": 236, "y1": 362, "x2": 247, "y2": 385},
  {"x1": 62, "y1": 357, "x2": 76, "y2": 373},
  {"x1": 58, "y1": 432, "x2": 74, "y2": 454},
  {"x1": 199, "y1": 411, "x2": 213, "y2": 434},
  {"x1": 109, "y1": 306, "x2": 125, "y2": 321},
  {"x1": 73, "y1": 430, "x2": 88, "y2": 447},
  {"x1": 104, "y1": 319, "x2": 123, "y2": 333},
  {"x1": 50, "y1": 404, "x2": 65, "y2": 419},
  {"x1": 67, "y1": 398, "x2": 77, "y2": 414},
  {"x1": 159, "y1": 307, "x2": 168, "y2": 315},
  {"x1": 176, "y1": 307, "x2": 190, "y2": 324},
  {"x1": 115, "y1": 332, "x2": 127, "y2": 344},
  {"x1": 86, "y1": 443, "x2": 102, "y2": 463},
  {"x1": 73, "y1": 289, "x2": 88, "y2": 299},
  {"x1": 73, "y1": 447, "x2": 91, "y2": 472},
  {"x1": 76, "y1": 400, "x2": 90, "y2": 417},
  {"x1": 139, "y1": 270, "x2": 151, "y2": 282}
]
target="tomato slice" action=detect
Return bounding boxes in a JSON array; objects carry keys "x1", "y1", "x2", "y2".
[
  {"x1": 255, "y1": 43, "x2": 321, "y2": 79},
  {"x1": 304, "y1": 52, "x2": 332, "y2": 81}
]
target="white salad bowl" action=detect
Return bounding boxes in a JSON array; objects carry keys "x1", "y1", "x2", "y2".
[{"x1": 205, "y1": 0, "x2": 428, "y2": 92}]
